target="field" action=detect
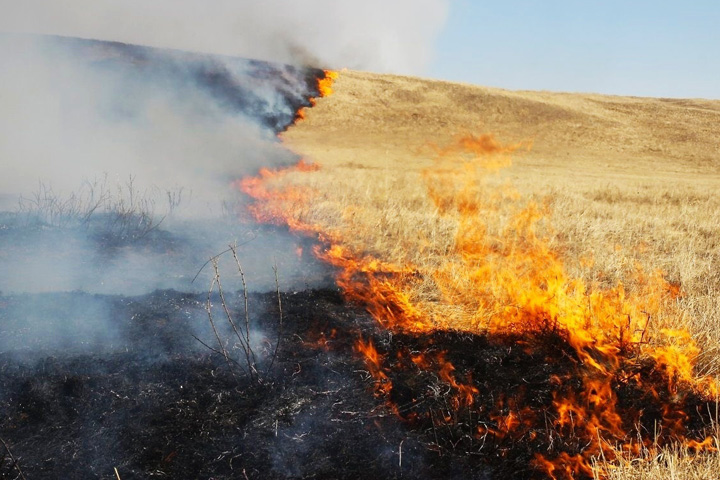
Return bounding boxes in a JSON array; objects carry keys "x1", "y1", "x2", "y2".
[
  {"x1": 2, "y1": 39, "x2": 720, "y2": 478},
  {"x1": 279, "y1": 69, "x2": 720, "y2": 366},
  {"x1": 251, "y1": 69, "x2": 720, "y2": 477}
]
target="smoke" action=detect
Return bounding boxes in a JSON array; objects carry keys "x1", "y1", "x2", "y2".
[
  {"x1": 0, "y1": 292, "x2": 121, "y2": 356},
  {"x1": 0, "y1": 0, "x2": 448, "y2": 355},
  {"x1": 0, "y1": 0, "x2": 449, "y2": 74},
  {"x1": 0, "y1": 34, "x2": 334, "y2": 298},
  {"x1": 0, "y1": 35, "x2": 306, "y2": 204},
  {"x1": 0, "y1": 0, "x2": 451, "y2": 297}
]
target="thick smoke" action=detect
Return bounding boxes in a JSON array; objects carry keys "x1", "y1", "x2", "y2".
[
  {"x1": 0, "y1": 33, "x2": 333, "y2": 356},
  {"x1": 0, "y1": 0, "x2": 450, "y2": 299},
  {"x1": 0, "y1": 2, "x2": 447, "y2": 360},
  {"x1": 0, "y1": 35, "x2": 305, "y2": 207},
  {"x1": 0, "y1": 34, "x2": 331, "y2": 298},
  {"x1": 0, "y1": 0, "x2": 449, "y2": 74}
]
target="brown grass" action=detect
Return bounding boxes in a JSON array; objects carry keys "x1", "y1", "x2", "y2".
[
  {"x1": 274, "y1": 69, "x2": 720, "y2": 477},
  {"x1": 592, "y1": 438, "x2": 720, "y2": 480}
]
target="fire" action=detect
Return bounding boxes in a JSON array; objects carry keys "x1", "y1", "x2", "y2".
[
  {"x1": 234, "y1": 159, "x2": 320, "y2": 231},
  {"x1": 291, "y1": 70, "x2": 338, "y2": 125},
  {"x1": 356, "y1": 338, "x2": 392, "y2": 397},
  {"x1": 315, "y1": 244, "x2": 429, "y2": 331},
  {"x1": 237, "y1": 74, "x2": 719, "y2": 478},
  {"x1": 318, "y1": 70, "x2": 339, "y2": 97}
]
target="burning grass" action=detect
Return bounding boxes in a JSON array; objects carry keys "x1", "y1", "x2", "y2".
[
  {"x1": 0, "y1": 289, "x2": 434, "y2": 479},
  {"x1": 2, "y1": 54, "x2": 717, "y2": 478},
  {"x1": 239, "y1": 71, "x2": 720, "y2": 478}
]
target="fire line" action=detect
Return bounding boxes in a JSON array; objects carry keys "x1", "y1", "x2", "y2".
[{"x1": 237, "y1": 69, "x2": 719, "y2": 479}]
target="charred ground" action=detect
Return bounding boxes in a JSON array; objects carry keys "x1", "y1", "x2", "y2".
[
  {"x1": 0, "y1": 288, "x2": 474, "y2": 479},
  {"x1": 2, "y1": 285, "x2": 716, "y2": 479},
  {"x1": 19, "y1": 33, "x2": 324, "y2": 132}
]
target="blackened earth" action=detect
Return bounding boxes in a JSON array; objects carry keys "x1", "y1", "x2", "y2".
[
  {"x1": 1, "y1": 287, "x2": 716, "y2": 480},
  {"x1": 0, "y1": 289, "x2": 489, "y2": 480}
]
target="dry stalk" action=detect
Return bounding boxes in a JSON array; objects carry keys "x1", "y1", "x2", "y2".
[
  {"x1": 267, "y1": 262, "x2": 284, "y2": 375},
  {"x1": 228, "y1": 244, "x2": 259, "y2": 379},
  {"x1": 205, "y1": 267, "x2": 242, "y2": 382},
  {"x1": 0, "y1": 437, "x2": 27, "y2": 480},
  {"x1": 198, "y1": 243, "x2": 284, "y2": 384}
]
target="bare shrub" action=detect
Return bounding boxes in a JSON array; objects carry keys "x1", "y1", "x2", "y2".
[
  {"x1": 16, "y1": 175, "x2": 183, "y2": 242},
  {"x1": 197, "y1": 243, "x2": 283, "y2": 385},
  {"x1": 0, "y1": 437, "x2": 27, "y2": 480}
]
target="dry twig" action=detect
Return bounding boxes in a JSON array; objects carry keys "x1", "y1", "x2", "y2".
[{"x1": 0, "y1": 437, "x2": 27, "y2": 480}]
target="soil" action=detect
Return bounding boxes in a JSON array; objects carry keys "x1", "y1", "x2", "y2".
[
  {"x1": 0, "y1": 288, "x2": 489, "y2": 480},
  {"x1": 1, "y1": 286, "x2": 714, "y2": 480}
]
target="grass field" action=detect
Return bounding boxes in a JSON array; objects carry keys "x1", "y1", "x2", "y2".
[{"x1": 254, "y1": 70, "x2": 720, "y2": 477}]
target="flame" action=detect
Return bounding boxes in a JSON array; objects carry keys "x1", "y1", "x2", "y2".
[
  {"x1": 356, "y1": 338, "x2": 393, "y2": 397},
  {"x1": 238, "y1": 76, "x2": 719, "y2": 477},
  {"x1": 291, "y1": 70, "x2": 338, "y2": 125},
  {"x1": 234, "y1": 159, "x2": 320, "y2": 231},
  {"x1": 318, "y1": 70, "x2": 339, "y2": 97}
]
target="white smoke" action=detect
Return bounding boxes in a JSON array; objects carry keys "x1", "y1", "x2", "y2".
[
  {"x1": 0, "y1": 0, "x2": 449, "y2": 74},
  {"x1": 0, "y1": 35, "x2": 330, "y2": 295},
  {"x1": 0, "y1": 36, "x2": 296, "y2": 206},
  {"x1": 0, "y1": 0, "x2": 449, "y2": 297}
]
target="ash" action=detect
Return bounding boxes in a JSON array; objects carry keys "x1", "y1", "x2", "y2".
[{"x1": 0, "y1": 289, "x2": 486, "y2": 480}]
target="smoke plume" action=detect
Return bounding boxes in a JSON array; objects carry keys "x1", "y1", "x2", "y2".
[
  {"x1": 0, "y1": 0, "x2": 449, "y2": 74},
  {"x1": 0, "y1": 33, "x2": 332, "y2": 296},
  {"x1": 0, "y1": 0, "x2": 450, "y2": 297},
  {"x1": 0, "y1": 0, "x2": 448, "y2": 359}
]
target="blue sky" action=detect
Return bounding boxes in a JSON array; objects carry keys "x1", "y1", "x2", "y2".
[{"x1": 430, "y1": 1, "x2": 720, "y2": 98}]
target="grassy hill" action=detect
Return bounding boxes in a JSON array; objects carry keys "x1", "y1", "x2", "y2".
[
  {"x1": 281, "y1": 69, "x2": 720, "y2": 349},
  {"x1": 256, "y1": 69, "x2": 720, "y2": 478}
]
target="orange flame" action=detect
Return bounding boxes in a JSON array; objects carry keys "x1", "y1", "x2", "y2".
[
  {"x1": 291, "y1": 70, "x2": 338, "y2": 126},
  {"x1": 235, "y1": 159, "x2": 320, "y2": 231},
  {"x1": 238, "y1": 85, "x2": 718, "y2": 477},
  {"x1": 318, "y1": 70, "x2": 339, "y2": 97},
  {"x1": 356, "y1": 338, "x2": 393, "y2": 397}
]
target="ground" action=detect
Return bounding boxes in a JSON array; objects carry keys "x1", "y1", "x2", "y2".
[
  {"x1": 280, "y1": 69, "x2": 720, "y2": 373},
  {"x1": 2, "y1": 59, "x2": 720, "y2": 480}
]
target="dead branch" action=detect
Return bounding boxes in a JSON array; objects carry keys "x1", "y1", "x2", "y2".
[
  {"x1": 267, "y1": 262, "x2": 283, "y2": 375},
  {"x1": 211, "y1": 257, "x2": 258, "y2": 382},
  {"x1": 228, "y1": 243, "x2": 259, "y2": 379},
  {"x1": 0, "y1": 437, "x2": 27, "y2": 480},
  {"x1": 195, "y1": 243, "x2": 287, "y2": 385},
  {"x1": 190, "y1": 234, "x2": 257, "y2": 284},
  {"x1": 205, "y1": 268, "x2": 240, "y2": 383}
]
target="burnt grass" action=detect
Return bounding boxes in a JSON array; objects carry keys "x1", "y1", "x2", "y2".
[
  {"x1": 0, "y1": 288, "x2": 474, "y2": 480},
  {"x1": 0, "y1": 287, "x2": 717, "y2": 479}
]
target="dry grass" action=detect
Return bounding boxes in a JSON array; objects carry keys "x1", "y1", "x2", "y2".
[
  {"x1": 271, "y1": 70, "x2": 720, "y2": 477},
  {"x1": 592, "y1": 439, "x2": 720, "y2": 480}
]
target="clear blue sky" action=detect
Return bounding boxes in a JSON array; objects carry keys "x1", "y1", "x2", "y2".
[{"x1": 430, "y1": 0, "x2": 720, "y2": 99}]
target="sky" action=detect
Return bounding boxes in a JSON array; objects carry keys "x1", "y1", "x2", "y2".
[
  {"x1": 430, "y1": 0, "x2": 720, "y2": 99},
  {"x1": 0, "y1": 1, "x2": 719, "y2": 99}
]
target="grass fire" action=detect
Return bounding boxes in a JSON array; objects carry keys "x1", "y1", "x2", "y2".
[
  {"x1": 2, "y1": 34, "x2": 720, "y2": 480},
  {"x1": 241, "y1": 70, "x2": 720, "y2": 479}
]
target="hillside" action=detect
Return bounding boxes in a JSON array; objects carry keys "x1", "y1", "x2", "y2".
[
  {"x1": 286, "y1": 70, "x2": 720, "y2": 178},
  {"x1": 3, "y1": 41, "x2": 720, "y2": 478},
  {"x1": 240, "y1": 70, "x2": 720, "y2": 477},
  {"x1": 278, "y1": 70, "x2": 720, "y2": 349}
]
